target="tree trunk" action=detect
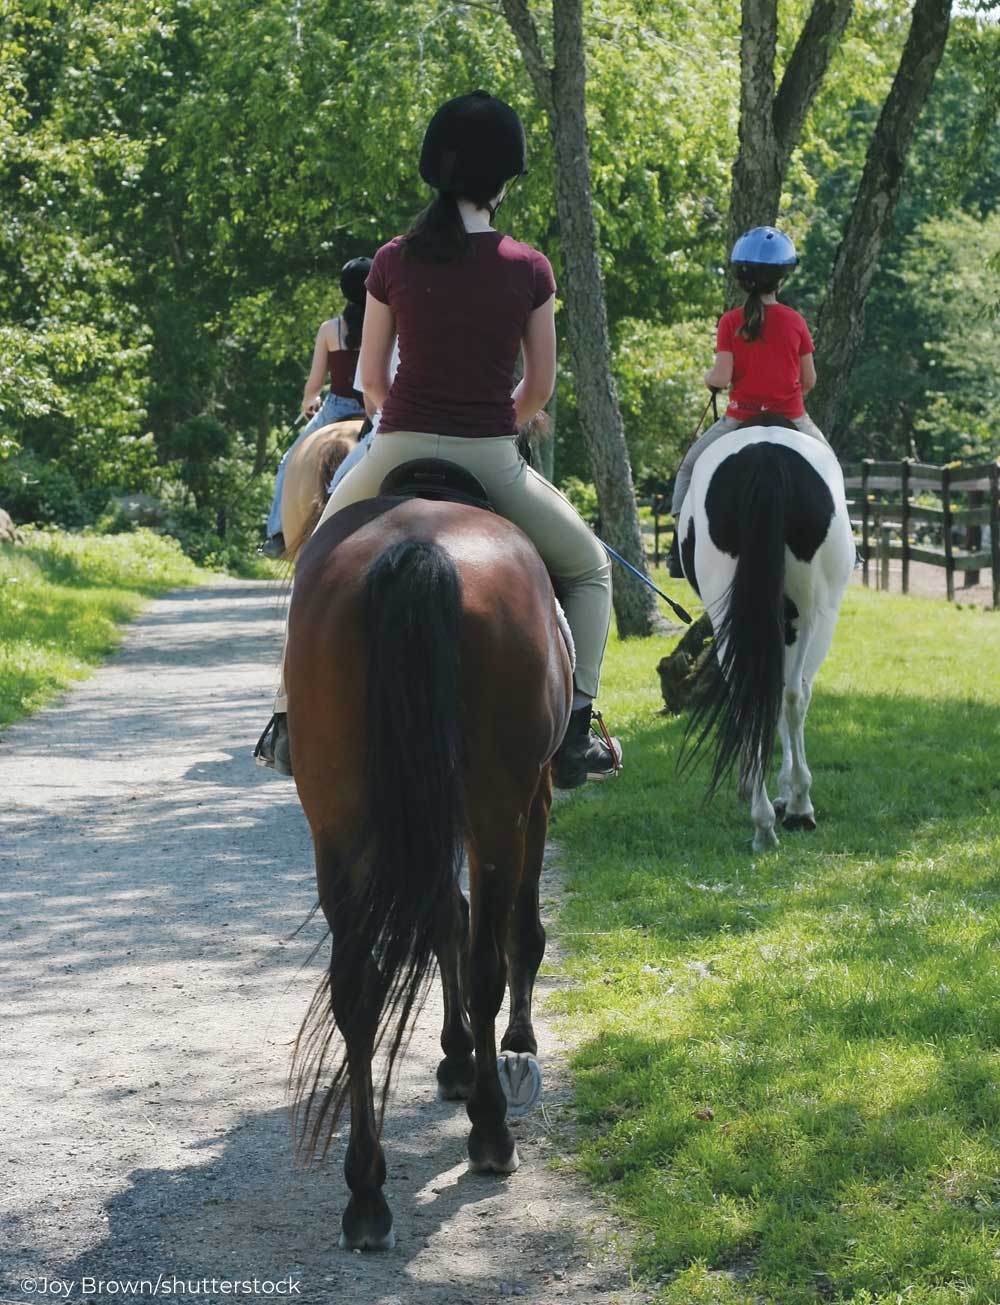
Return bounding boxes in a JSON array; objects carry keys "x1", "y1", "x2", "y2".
[
  {"x1": 727, "y1": 0, "x2": 781, "y2": 303},
  {"x1": 727, "y1": 0, "x2": 854, "y2": 304},
  {"x1": 811, "y1": 0, "x2": 952, "y2": 437},
  {"x1": 501, "y1": 0, "x2": 658, "y2": 636}
]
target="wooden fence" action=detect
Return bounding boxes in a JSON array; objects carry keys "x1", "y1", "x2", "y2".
[{"x1": 842, "y1": 459, "x2": 1000, "y2": 608}]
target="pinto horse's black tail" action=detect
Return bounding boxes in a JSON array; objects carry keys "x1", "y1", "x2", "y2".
[
  {"x1": 292, "y1": 540, "x2": 465, "y2": 1156},
  {"x1": 684, "y1": 445, "x2": 788, "y2": 798}
]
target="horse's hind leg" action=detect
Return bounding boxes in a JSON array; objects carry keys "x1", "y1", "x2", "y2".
[
  {"x1": 781, "y1": 617, "x2": 826, "y2": 831},
  {"x1": 435, "y1": 883, "x2": 475, "y2": 1101},
  {"x1": 465, "y1": 837, "x2": 522, "y2": 1174},
  {"x1": 328, "y1": 932, "x2": 395, "y2": 1251},
  {"x1": 501, "y1": 771, "x2": 551, "y2": 1058}
]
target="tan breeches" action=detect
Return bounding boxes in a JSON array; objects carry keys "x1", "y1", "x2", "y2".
[{"x1": 273, "y1": 431, "x2": 611, "y2": 711}]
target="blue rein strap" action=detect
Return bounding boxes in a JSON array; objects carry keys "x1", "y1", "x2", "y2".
[{"x1": 599, "y1": 540, "x2": 693, "y2": 625}]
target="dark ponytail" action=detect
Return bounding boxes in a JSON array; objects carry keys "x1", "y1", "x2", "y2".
[
  {"x1": 734, "y1": 263, "x2": 787, "y2": 342},
  {"x1": 342, "y1": 299, "x2": 365, "y2": 350},
  {"x1": 402, "y1": 192, "x2": 470, "y2": 263}
]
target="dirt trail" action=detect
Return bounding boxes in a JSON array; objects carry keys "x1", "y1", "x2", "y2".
[{"x1": 0, "y1": 579, "x2": 645, "y2": 1305}]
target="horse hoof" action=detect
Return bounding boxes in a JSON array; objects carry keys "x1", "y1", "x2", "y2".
[
  {"x1": 468, "y1": 1133, "x2": 520, "y2": 1175},
  {"x1": 752, "y1": 827, "x2": 779, "y2": 852},
  {"x1": 338, "y1": 1226, "x2": 396, "y2": 1252},
  {"x1": 782, "y1": 812, "x2": 816, "y2": 832},
  {"x1": 339, "y1": 1195, "x2": 395, "y2": 1251},
  {"x1": 437, "y1": 1055, "x2": 475, "y2": 1101},
  {"x1": 772, "y1": 799, "x2": 787, "y2": 820},
  {"x1": 497, "y1": 1052, "x2": 542, "y2": 1117}
]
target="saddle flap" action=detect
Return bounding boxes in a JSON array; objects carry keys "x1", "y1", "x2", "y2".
[{"x1": 379, "y1": 458, "x2": 494, "y2": 512}]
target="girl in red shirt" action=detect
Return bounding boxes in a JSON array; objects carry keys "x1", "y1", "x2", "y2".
[
  {"x1": 260, "y1": 92, "x2": 619, "y2": 787},
  {"x1": 668, "y1": 227, "x2": 831, "y2": 575}
]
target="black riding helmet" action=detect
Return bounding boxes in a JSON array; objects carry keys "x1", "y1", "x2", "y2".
[
  {"x1": 419, "y1": 90, "x2": 526, "y2": 205},
  {"x1": 340, "y1": 256, "x2": 372, "y2": 305}
]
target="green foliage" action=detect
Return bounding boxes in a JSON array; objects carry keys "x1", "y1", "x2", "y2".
[
  {"x1": 0, "y1": 0, "x2": 996, "y2": 555},
  {"x1": 549, "y1": 581, "x2": 1000, "y2": 1303},
  {"x1": 0, "y1": 527, "x2": 202, "y2": 727}
]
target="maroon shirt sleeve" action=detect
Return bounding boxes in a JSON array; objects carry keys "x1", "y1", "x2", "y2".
[
  {"x1": 530, "y1": 250, "x2": 556, "y2": 309},
  {"x1": 365, "y1": 244, "x2": 392, "y2": 306}
]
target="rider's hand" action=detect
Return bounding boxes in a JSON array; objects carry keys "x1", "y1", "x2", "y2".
[
  {"x1": 301, "y1": 392, "x2": 322, "y2": 419},
  {"x1": 519, "y1": 410, "x2": 551, "y2": 440}
]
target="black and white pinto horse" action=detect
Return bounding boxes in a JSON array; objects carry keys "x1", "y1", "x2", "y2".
[{"x1": 677, "y1": 419, "x2": 854, "y2": 850}]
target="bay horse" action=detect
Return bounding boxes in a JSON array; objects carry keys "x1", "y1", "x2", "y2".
[
  {"x1": 285, "y1": 492, "x2": 573, "y2": 1250},
  {"x1": 278, "y1": 417, "x2": 365, "y2": 560},
  {"x1": 676, "y1": 418, "x2": 854, "y2": 850}
]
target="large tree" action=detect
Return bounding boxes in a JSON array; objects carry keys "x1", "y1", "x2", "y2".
[
  {"x1": 500, "y1": 0, "x2": 660, "y2": 637},
  {"x1": 729, "y1": 0, "x2": 953, "y2": 439}
]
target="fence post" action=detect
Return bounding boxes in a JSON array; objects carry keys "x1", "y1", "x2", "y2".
[
  {"x1": 861, "y1": 459, "x2": 872, "y2": 588},
  {"x1": 942, "y1": 464, "x2": 955, "y2": 602},
  {"x1": 900, "y1": 459, "x2": 911, "y2": 596},
  {"x1": 991, "y1": 462, "x2": 999, "y2": 611},
  {"x1": 879, "y1": 524, "x2": 891, "y2": 592},
  {"x1": 966, "y1": 489, "x2": 983, "y2": 587}
]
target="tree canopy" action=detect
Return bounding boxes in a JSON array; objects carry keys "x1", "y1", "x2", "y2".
[{"x1": 2, "y1": 0, "x2": 997, "y2": 559}]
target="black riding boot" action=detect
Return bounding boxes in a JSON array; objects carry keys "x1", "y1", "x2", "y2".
[
  {"x1": 551, "y1": 706, "x2": 622, "y2": 791},
  {"x1": 254, "y1": 712, "x2": 292, "y2": 776},
  {"x1": 667, "y1": 530, "x2": 684, "y2": 579},
  {"x1": 257, "y1": 532, "x2": 286, "y2": 559}
]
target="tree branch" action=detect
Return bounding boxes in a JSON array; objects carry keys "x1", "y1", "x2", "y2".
[
  {"x1": 773, "y1": 0, "x2": 855, "y2": 168},
  {"x1": 499, "y1": 0, "x2": 554, "y2": 116},
  {"x1": 812, "y1": 0, "x2": 953, "y2": 435}
]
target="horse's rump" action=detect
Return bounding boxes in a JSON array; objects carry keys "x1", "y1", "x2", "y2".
[{"x1": 280, "y1": 418, "x2": 365, "y2": 561}]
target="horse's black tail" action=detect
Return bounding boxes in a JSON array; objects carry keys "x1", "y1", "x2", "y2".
[
  {"x1": 292, "y1": 540, "x2": 465, "y2": 1156},
  {"x1": 684, "y1": 445, "x2": 788, "y2": 798}
]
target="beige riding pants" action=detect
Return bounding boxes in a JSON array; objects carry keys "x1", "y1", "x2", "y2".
[
  {"x1": 671, "y1": 412, "x2": 830, "y2": 517},
  {"x1": 273, "y1": 431, "x2": 611, "y2": 711}
]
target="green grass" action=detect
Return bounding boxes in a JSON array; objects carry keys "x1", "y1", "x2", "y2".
[
  {"x1": 551, "y1": 579, "x2": 1000, "y2": 1304},
  {"x1": 0, "y1": 527, "x2": 203, "y2": 727}
]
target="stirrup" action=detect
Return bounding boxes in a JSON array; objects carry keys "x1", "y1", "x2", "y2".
[
  {"x1": 254, "y1": 713, "x2": 292, "y2": 775},
  {"x1": 590, "y1": 710, "x2": 623, "y2": 779}
]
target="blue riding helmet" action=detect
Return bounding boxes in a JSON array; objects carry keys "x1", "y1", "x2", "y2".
[{"x1": 731, "y1": 227, "x2": 798, "y2": 267}]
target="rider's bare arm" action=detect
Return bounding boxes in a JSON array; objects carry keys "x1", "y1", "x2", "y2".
[
  {"x1": 302, "y1": 320, "x2": 338, "y2": 418},
  {"x1": 800, "y1": 352, "x2": 817, "y2": 393},
  {"x1": 359, "y1": 295, "x2": 396, "y2": 411},
  {"x1": 704, "y1": 350, "x2": 733, "y2": 391},
  {"x1": 513, "y1": 295, "x2": 556, "y2": 427}
]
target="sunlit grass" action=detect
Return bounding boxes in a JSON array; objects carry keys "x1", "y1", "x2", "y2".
[
  {"x1": 552, "y1": 582, "x2": 1000, "y2": 1303},
  {"x1": 0, "y1": 527, "x2": 203, "y2": 727}
]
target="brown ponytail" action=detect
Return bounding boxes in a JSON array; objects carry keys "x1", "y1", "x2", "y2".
[{"x1": 733, "y1": 263, "x2": 788, "y2": 342}]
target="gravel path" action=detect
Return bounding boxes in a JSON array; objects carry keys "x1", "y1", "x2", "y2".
[{"x1": 1, "y1": 579, "x2": 645, "y2": 1305}]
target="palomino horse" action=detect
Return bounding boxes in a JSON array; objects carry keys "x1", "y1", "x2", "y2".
[
  {"x1": 676, "y1": 418, "x2": 854, "y2": 850},
  {"x1": 285, "y1": 493, "x2": 573, "y2": 1250},
  {"x1": 278, "y1": 417, "x2": 365, "y2": 560}
]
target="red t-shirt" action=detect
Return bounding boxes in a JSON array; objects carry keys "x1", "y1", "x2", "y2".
[
  {"x1": 717, "y1": 302, "x2": 814, "y2": 420},
  {"x1": 366, "y1": 232, "x2": 556, "y2": 439}
]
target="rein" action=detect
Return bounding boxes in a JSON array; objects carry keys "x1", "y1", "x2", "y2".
[{"x1": 599, "y1": 540, "x2": 693, "y2": 626}]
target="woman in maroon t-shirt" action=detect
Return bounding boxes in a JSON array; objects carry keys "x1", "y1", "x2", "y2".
[{"x1": 260, "y1": 92, "x2": 619, "y2": 787}]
